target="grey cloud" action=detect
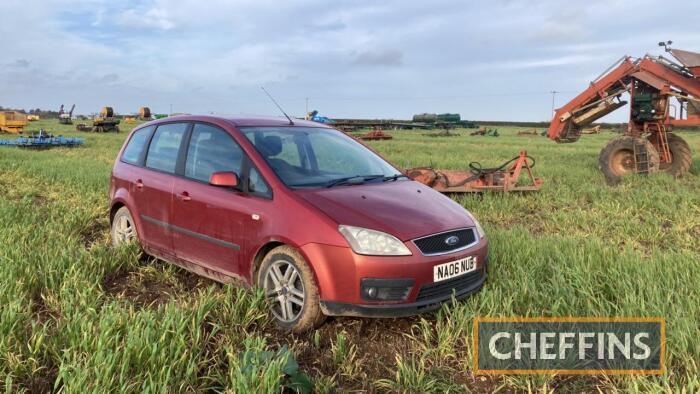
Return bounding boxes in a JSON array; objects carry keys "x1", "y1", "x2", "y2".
[
  {"x1": 352, "y1": 49, "x2": 403, "y2": 67},
  {"x1": 95, "y1": 73, "x2": 119, "y2": 84},
  {"x1": 306, "y1": 19, "x2": 347, "y2": 32},
  {"x1": 9, "y1": 59, "x2": 30, "y2": 68}
]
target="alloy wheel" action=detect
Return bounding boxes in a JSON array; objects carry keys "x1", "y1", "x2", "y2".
[
  {"x1": 114, "y1": 214, "x2": 135, "y2": 243},
  {"x1": 264, "y1": 260, "x2": 305, "y2": 322}
]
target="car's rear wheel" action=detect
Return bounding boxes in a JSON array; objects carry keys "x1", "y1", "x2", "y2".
[
  {"x1": 258, "y1": 245, "x2": 325, "y2": 332},
  {"x1": 111, "y1": 206, "x2": 138, "y2": 246}
]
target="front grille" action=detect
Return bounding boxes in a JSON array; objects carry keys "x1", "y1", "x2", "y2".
[
  {"x1": 412, "y1": 228, "x2": 477, "y2": 256},
  {"x1": 416, "y1": 268, "x2": 483, "y2": 302}
]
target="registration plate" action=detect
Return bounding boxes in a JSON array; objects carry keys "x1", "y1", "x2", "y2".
[{"x1": 433, "y1": 256, "x2": 477, "y2": 282}]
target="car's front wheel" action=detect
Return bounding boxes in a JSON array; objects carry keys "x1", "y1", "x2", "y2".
[{"x1": 257, "y1": 245, "x2": 325, "y2": 332}]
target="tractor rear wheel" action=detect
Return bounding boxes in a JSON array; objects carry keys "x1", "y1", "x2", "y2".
[
  {"x1": 599, "y1": 136, "x2": 659, "y2": 185},
  {"x1": 647, "y1": 133, "x2": 691, "y2": 178}
]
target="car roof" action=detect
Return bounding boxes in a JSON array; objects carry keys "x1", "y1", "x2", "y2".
[{"x1": 150, "y1": 114, "x2": 332, "y2": 128}]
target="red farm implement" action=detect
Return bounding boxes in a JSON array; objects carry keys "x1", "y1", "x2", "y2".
[
  {"x1": 548, "y1": 42, "x2": 700, "y2": 184},
  {"x1": 405, "y1": 150, "x2": 542, "y2": 193}
]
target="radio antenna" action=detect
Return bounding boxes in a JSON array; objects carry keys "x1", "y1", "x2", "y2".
[{"x1": 261, "y1": 86, "x2": 294, "y2": 125}]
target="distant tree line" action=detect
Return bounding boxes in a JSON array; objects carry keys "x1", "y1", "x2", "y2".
[{"x1": 0, "y1": 105, "x2": 61, "y2": 118}]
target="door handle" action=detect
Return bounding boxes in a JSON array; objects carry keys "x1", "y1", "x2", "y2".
[
  {"x1": 177, "y1": 191, "x2": 191, "y2": 202},
  {"x1": 135, "y1": 179, "x2": 144, "y2": 189}
]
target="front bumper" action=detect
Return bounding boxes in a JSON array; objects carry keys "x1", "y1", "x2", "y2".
[
  {"x1": 320, "y1": 266, "x2": 486, "y2": 317},
  {"x1": 300, "y1": 237, "x2": 489, "y2": 317}
]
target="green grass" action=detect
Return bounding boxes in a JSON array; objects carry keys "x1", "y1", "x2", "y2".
[{"x1": 1, "y1": 119, "x2": 699, "y2": 392}]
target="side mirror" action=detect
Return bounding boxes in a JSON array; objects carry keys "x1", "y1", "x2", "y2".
[{"x1": 209, "y1": 171, "x2": 239, "y2": 188}]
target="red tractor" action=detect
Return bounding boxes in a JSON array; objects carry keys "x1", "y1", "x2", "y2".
[{"x1": 548, "y1": 42, "x2": 700, "y2": 184}]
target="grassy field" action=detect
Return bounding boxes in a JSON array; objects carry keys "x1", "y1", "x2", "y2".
[{"x1": 1, "y1": 119, "x2": 699, "y2": 393}]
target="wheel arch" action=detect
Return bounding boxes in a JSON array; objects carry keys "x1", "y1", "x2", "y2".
[
  {"x1": 109, "y1": 200, "x2": 126, "y2": 225},
  {"x1": 250, "y1": 240, "x2": 286, "y2": 282},
  {"x1": 249, "y1": 240, "x2": 324, "y2": 294}
]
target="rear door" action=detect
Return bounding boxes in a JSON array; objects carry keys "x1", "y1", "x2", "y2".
[
  {"x1": 137, "y1": 122, "x2": 189, "y2": 255},
  {"x1": 170, "y1": 123, "x2": 255, "y2": 277}
]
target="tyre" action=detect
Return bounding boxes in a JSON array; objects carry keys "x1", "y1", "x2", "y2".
[
  {"x1": 647, "y1": 133, "x2": 691, "y2": 178},
  {"x1": 598, "y1": 136, "x2": 659, "y2": 185},
  {"x1": 111, "y1": 206, "x2": 138, "y2": 246},
  {"x1": 257, "y1": 245, "x2": 325, "y2": 332}
]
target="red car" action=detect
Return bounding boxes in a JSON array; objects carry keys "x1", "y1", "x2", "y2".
[{"x1": 109, "y1": 115, "x2": 489, "y2": 332}]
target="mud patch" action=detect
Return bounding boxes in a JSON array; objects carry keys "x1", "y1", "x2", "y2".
[
  {"x1": 15, "y1": 363, "x2": 58, "y2": 393},
  {"x1": 103, "y1": 262, "x2": 211, "y2": 308},
  {"x1": 31, "y1": 293, "x2": 59, "y2": 324},
  {"x1": 259, "y1": 315, "x2": 538, "y2": 393},
  {"x1": 79, "y1": 219, "x2": 109, "y2": 248},
  {"x1": 260, "y1": 316, "x2": 414, "y2": 390}
]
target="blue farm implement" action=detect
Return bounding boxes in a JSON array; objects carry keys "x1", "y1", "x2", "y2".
[{"x1": 0, "y1": 130, "x2": 84, "y2": 149}]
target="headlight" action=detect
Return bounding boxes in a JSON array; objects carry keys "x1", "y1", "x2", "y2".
[
  {"x1": 338, "y1": 225, "x2": 412, "y2": 256},
  {"x1": 466, "y1": 212, "x2": 485, "y2": 239}
]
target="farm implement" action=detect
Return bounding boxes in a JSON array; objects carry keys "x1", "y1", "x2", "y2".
[
  {"x1": 548, "y1": 42, "x2": 700, "y2": 184},
  {"x1": 0, "y1": 111, "x2": 28, "y2": 134},
  {"x1": 0, "y1": 129, "x2": 84, "y2": 148},
  {"x1": 470, "y1": 128, "x2": 499, "y2": 137},
  {"x1": 405, "y1": 150, "x2": 542, "y2": 193},
  {"x1": 357, "y1": 128, "x2": 393, "y2": 140}
]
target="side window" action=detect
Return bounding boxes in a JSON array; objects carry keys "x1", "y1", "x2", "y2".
[
  {"x1": 145, "y1": 123, "x2": 188, "y2": 173},
  {"x1": 185, "y1": 123, "x2": 243, "y2": 182},
  {"x1": 248, "y1": 166, "x2": 271, "y2": 198},
  {"x1": 121, "y1": 126, "x2": 154, "y2": 165}
]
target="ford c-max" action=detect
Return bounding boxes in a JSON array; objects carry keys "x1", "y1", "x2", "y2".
[{"x1": 109, "y1": 115, "x2": 489, "y2": 332}]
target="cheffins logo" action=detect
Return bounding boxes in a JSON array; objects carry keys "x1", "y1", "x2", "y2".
[{"x1": 473, "y1": 317, "x2": 664, "y2": 374}]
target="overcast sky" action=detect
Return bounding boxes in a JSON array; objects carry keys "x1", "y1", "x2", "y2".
[{"x1": 2, "y1": 0, "x2": 699, "y2": 121}]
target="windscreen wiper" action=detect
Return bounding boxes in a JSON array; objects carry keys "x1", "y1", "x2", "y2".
[
  {"x1": 325, "y1": 174, "x2": 384, "y2": 188},
  {"x1": 382, "y1": 174, "x2": 409, "y2": 182}
]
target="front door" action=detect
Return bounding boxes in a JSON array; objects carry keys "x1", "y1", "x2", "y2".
[{"x1": 170, "y1": 123, "x2": 251, "y2": 278}]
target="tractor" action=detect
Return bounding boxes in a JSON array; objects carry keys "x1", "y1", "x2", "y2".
[
  {"x1": 90, "y1": 107, "x2": 120, "y2": 132},
  {"x1": 548, "y1": 42, "x2": 700, "y2": 184}
]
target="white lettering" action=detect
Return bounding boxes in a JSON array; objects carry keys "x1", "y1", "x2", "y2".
[
  {"x1": 558, "y1": 332, "x2": 575, "y2": 359},
  {"x1": 579, "y1": 333, "x2": 594, "y2": 360},
  {"x1": 539, "y1": 333, "x2": 556, "y2": 359},
  {"x1": 608, "y1": 333, "x2": 631, "y2": 359},
  {"x1": 633, "y1": 333, "x2": 651, "y2": 360},
  {"x1": 514, "y1": 333, "x2": 537, "y2": 360},
  {"x1": 489, "y1": 332, "x2": 512, "y2": 360}
]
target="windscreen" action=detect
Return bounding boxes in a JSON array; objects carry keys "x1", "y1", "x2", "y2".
[{"x1": 240, "y1": 127, "x2": 402, "y2": 188}]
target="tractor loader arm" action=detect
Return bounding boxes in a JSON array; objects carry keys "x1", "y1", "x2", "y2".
[
  {"x1": 548, "y1": 51, "x2": 700, "y2": 143},
  {"x1": 547, "y1": 57, "x2": 638, "y2": 143}
]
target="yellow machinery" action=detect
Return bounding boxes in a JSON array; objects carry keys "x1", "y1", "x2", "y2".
[
  {"x1": 27, "y1": 115, "x2": 40, "y2": 121},
  {"x1": 0, "y1": 111, "x2": 28, "y2": 134},
  {"x1": 91, "y1": 107, "x2": 120, "y2": 132},
  {"x1": 138, "y1": 107, "x2": 151, "y2": 120}
]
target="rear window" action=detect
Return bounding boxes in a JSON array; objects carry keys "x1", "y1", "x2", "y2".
[
  {"x1": 145, "y1": 123, "x2": 188, "y2": 173},
  {"x1": 121, "y1": 126, "x2": 154, "y2": 165}
]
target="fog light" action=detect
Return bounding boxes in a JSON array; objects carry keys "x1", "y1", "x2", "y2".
[
  {"x1": 361, "y1": 278, "x2": 414, "y2": 301},
  {"x1": 366, "y1": 287, "x2": 377, "y2": 298}
]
